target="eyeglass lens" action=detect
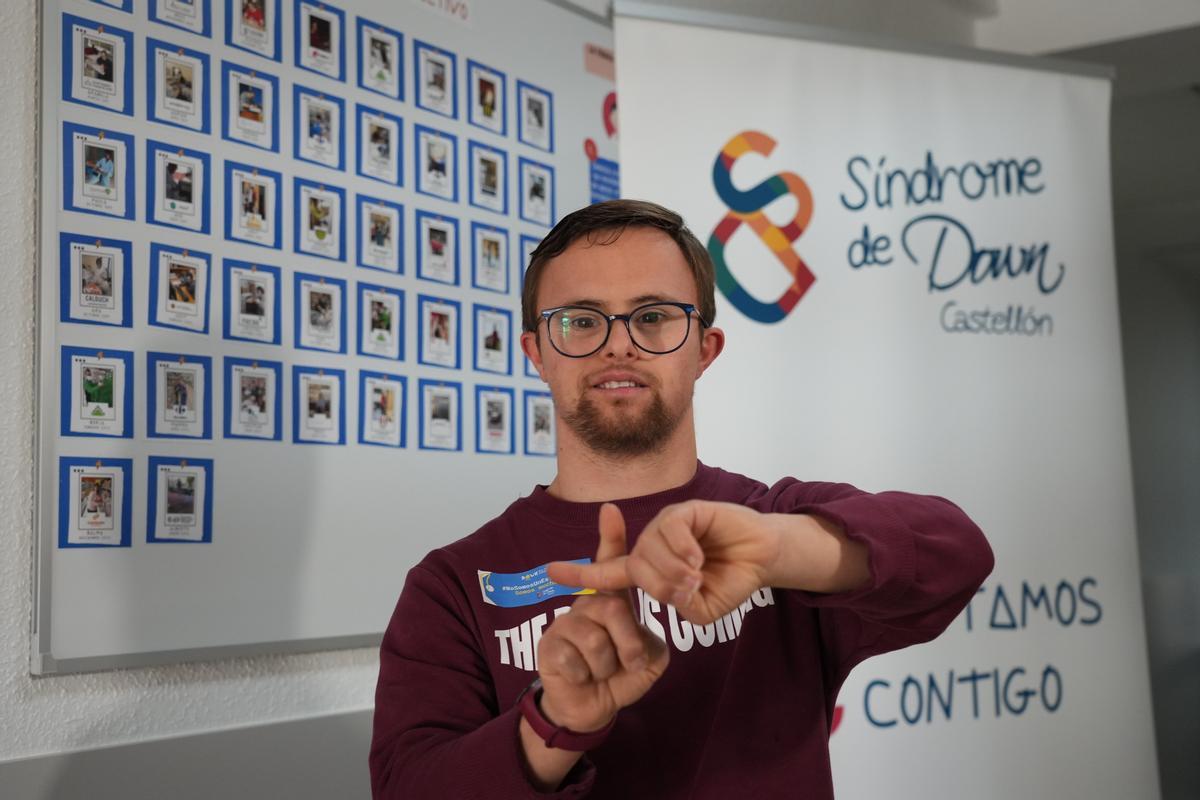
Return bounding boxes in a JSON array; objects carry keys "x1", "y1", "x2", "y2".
[{"x1": 548, "y1": 305, "x2": 692, "y2": 356}]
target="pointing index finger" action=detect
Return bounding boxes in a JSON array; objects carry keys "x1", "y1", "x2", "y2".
[{"x1": 547, "y1": 557, "x2": 633, "y2": 591}]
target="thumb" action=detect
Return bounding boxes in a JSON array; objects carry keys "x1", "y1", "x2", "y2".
[{"x1": 596, "y1": 502, "x2": 627, "y2": 562}]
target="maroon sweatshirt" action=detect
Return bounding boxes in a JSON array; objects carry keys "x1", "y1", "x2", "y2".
[{"x1": 371, "y1": 462, "x2": 993, "y2": 798}]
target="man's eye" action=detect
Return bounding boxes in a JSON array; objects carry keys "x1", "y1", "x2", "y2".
[
  {"x1": 635, "y1": 311, "x2": 665, "y2": 325},
  {"x1": 568, "y1": 316, "x2": 599, "y2": 330}
]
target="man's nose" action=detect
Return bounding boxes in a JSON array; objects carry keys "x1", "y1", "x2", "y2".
[{"x1": 602, "y1": 317, "x2": 639, "y2": 358}]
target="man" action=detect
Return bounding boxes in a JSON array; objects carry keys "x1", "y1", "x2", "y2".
[{"x1": 370, "y1": 200, "x2": 993, "y2": 798}]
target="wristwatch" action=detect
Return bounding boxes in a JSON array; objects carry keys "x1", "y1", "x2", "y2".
[{"x1": 516, "y1": 678, "x2": 615, "y2": 751}]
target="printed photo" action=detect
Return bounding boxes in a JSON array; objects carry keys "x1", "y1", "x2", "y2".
[
  {"x1": 429, "y1": 310, "x2": 449, "y2": 345},
  {"x1": 533, "y1": 403, "x2": 550, "y2": 435},
  {"x1": 308, "y1": 14, "x2": 332, "y2": 54},
  {"x1": 238, "y1": 81, "x2": 264, "y2": 123},
  {"x1": 165, "y1": 472, "x2": 196, "y2": 516},
  {"x1": 83, "y1": 143, "x2": 116, "y2": 190},
  {"x1": 426, "y1": 138, "x2": 447, "y2": 178},
  {"x1": 309, "y1": 289, "x2": 334, "y2": 333},
  {"x1": 167, "y1": 262, "x2": 197, "y2": 311},
  {"x1": 369, "y1": 212, "x2": 391, "y2": 248},
  {"x1": 370, "y1": 299, "x2": 393, "y2": 342},
  {"x1": 82, "y1": 36, "x2": 115, "y2": 86},
  {"x1": 486, "y1": 399, "x2": 504, "y2": 434},
  {"x1": 80, "y1": 364, "x2": 115, "y2": 419},
  {"x1": 308, "y1": 195, "x2": 332, "y2": 239},
  {"x1": 240, "y1": 177, "x2": 267, "y2": 229},
  {"x1": 369, "y1": 122, "x2": 390, "y2": 162},
  {"x1": 367, "y1": 34, "x2": 392, "y2": 84},
  {"x1": 372, "y1": 383, "x2": 396, "y2": 425},
  {"x1": 164, "y1": 367, "x2": 196, "y2": 421},
  {"x1": 480, "y1": 155, "x2": 498, "y2": 198},
  {"x1": 80, "y1": 253, "x2": 113, "y2": 303},
  {"x1": 307, "y1": 379, "x2": 333, "y2": 426},
  {"x1": 431, "y1": 392, "x2": 450, "y2": 423},
  {"x1": 240, "y1": 374, "x2": 268, "y2": 421},
  {"x1": 164, "y1": 160, "x2": 194, "y2": 204},
  {"x1": 163, "y1": 57, "x2": 194, "y2": 107},
  {"x1": 478, "y1": 77, "x2": 497, "y2": 119},
  {"x1": 307, "y1": 103, "x2": 332, "y2": 145},
  {"x1": 426, "y1": 56, "x2": 445, "y2": 100},
  {"x1": 241, "y1": 0, "x2": 266, "y2": 32},
  {"x1": 79, "y1": 475, "x2": 114, "y2": 525},
  {"x1": 526, "y1": 95, "x2": 545, "y2": 132},
  {"x1": 239, "y1": 276, "x2": 267, "y2": 317}
]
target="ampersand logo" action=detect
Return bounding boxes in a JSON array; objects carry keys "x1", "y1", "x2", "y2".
[{"x1": 708, "y1": 131, "x2": 815, "y2": 324}]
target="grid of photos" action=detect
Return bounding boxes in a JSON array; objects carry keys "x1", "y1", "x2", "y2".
[{"x1": 53, "y1": 1, "x2": 576, "y2": 548}]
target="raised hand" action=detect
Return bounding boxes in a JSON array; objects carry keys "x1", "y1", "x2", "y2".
[
  {"x1": 547, "y1": 500, "x2": 780, "y2": 626},
  {"x1": 535, "y1": 503, "x2": 670, "y2": 733}
]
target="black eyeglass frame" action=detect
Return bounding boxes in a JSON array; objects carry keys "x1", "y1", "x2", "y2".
[{"x1": 538, "y1": 301, "x2": 711, "y2": 359}]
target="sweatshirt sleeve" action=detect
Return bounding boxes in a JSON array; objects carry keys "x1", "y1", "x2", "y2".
[
  {"x1": 370, "y1": 560, "x2": 597, "y2": 799},
  {"x1": 752, "y1": 480, "x2": 994, "y2": 686}
]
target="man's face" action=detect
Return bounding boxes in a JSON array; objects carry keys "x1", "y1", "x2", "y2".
[{"x1": 521, "y1": 227, "x2": 723, "y2": 458}]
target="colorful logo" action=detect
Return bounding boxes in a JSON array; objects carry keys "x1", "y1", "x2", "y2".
[{"x1": 708, "y1": 131, "x2": 815, "y2": 324}]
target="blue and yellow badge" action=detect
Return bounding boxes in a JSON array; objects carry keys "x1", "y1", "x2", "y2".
[{"x1": 477, "y1": 560, "x2": 596, "y2": 608}]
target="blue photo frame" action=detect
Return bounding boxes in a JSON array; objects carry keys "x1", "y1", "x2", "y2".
[
  {"x1": 358, "y1": 370, "x2": 407, "y2": 448},
  {"x1": 470, "y1": 222, "x2": 509, "y2": 295},
  {"x1": 58, "y1": 456, "x2": 133, "y2": 549},
  {"x1": 60, "y1": 345, "x2": 135, "y2": 439},
  {"x1": 224, "y1": 160, "x2": 282, "y2": 249},
  {"x1": 523, "y1": 389, "x2": 555, "y2": 457},
  {"x1": 475, "y1": 384, "x2": 516, "y2": 455},
  {"x1": 473, "y1": 303, "x2": 513, "y2": 376},
  {"x1": 294, "y1": 0, "x2": 345, "y2": 81},
  {"x1": 223, "y1": 356, "x2": 284, "y2": 441},
  {"x1": 221, "y1": 60, "x2": 280, "y2": 153},
  {"x1": 417, "y1": 378, "x2": 462, "y2": 452},
  {"x1": 292, "y1": 365, "x2": 347, "y2": 445},
  {"x1": 356, "y1": 17, "x2": 403, "y2": 101},
  {"x1": 356, "y1": 282, "x2": 405, "y2": 361},
  {"x1": 413, "y1": 123, "x2": 458, "y2": 202},
  {"x1": 146, "y1": 351, "x2": 214, "y2": 440},
  {"x1": 355, "y1": 103, "x2": 403, "y2": 187},
  {"x1": 417, "y1": 294, "x2": 461, "y2": 370},
  {"x1": 150, "y1": 0, "x2": 213, "y2": 37},
  {"x1": 518, "y1": 156, "x2": 556, "y2": 228},
  {"x1": 516, "y1": 79, "x2": 554, "y2": 153},
  {"x1": 415, "y1": 209, "x2": 459, "y2": 286},
  {"x1": 412, "y1": 39, "x2": 457, "y2": 119},
  {"x1": 225, "y1": 0, "x2": 282, "y2": 62},
  {"x1": 293, "y1": 84, "x2": 345, "y2": 171},
  {"x1": 146, "y1": 456, "x2": 215, "y2": 544},
  {"x1": 146, "y1": 37, "x2": 212, "y2": 133},
  {"x1": 355, "y1": 194, "x2": 404, "y2": 274},
  {"x1": 90, "y1": 0, "x2": 133, "y2": 11},
  {"x1": 148, "y1": 242, "x2": 212, "y2": 335},
  {"x1": 293, "y1": 178, "x2": 347, "y2": 262},
  {"x1": 468, "y1": 139, "x2": 508, "y2": 216},
  {"x1": 59, "y1": 232, "x2": 133, "y2": 329},
  {"x1": 222, "y1": 259, "x2": 282, "y2": 345},
  {"x1": 62, "y1": 122, "x2": 136, "y2": 221},
  {"x1": 146, "y1": 139, "x2": 212, "y2": 234},
  {"x1": 466, "y1": 59, "x2": 507, "y2": 137},
  {"x1": 519, "y1": 233, "x2": 541, "y2": 290},
  {"x1": 293, "y1": 271, "x2": 347, "y2": 354},
  {"x1": 61, "y1": 14, "x2": 135, "y2": 117}
]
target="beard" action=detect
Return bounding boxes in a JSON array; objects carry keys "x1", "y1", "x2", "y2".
[{"x1": 560, "y1": 386, "x2": 687, "y2": 458}]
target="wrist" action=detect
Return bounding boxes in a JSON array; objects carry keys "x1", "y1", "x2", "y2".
[{"x1": 539, "y1": 689, "x2": 615, "y2": 734}]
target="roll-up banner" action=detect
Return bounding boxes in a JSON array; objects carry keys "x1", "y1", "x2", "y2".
[{"x1": 615, "y1": 4, "x2": 1159, "y2": 798}]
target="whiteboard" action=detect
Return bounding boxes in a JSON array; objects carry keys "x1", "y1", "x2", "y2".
[{"x1": 34, "y1": 0, "x2": 617, "y2": 674}]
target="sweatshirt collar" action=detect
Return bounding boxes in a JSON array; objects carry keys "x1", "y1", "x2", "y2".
[{"x1": 523, "y1": 461, "x2": 720, "y2": 528}]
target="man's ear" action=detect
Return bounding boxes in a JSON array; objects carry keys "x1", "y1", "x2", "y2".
[
  {"x1": 520, "y1": 330, "x2": 545, "y2": 378},
  {"x1": 696, "y1": 326, "x2": 725, "y2": 378}
]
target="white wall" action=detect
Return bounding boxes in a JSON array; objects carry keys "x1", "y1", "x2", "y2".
[
  {"x1": 0, "y1": 0, "x2": 377, "y2": 764},
  {"x1": 976, "y1": 0, "x2": 1200, "y2": 53}
]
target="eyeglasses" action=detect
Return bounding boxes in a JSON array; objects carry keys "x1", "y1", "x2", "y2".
[{"x1": 539, "y1": 302, "x2": 709, "y2": 358}]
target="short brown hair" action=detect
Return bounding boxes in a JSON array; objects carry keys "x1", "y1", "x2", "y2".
[{"x1": 520, "y1": 199, "x2": 716, "y2": 333}]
